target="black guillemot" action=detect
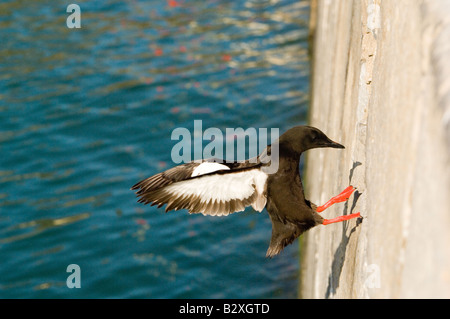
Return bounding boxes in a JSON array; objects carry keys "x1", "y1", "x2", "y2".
[{"x1": 131, "y1": 125, "x2": 361, "y2": 257}]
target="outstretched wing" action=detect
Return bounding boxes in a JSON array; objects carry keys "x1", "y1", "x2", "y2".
[{"x1": 131, "y1": 161, "x2": 268, "y2": 216}]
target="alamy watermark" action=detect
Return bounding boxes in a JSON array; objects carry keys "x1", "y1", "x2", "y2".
[
  {"x1": 66, "y1": 264, "x2": 81, "y2": 288},
  {"x1": 364, "y1": 263, "x2": 381, "y2": 289},
  {"x1": 66, "y1": 4, "x2": 81, "y2": 29},
  {"x1": 171, "y1": 120, "x2": 280, "y2": 173}
]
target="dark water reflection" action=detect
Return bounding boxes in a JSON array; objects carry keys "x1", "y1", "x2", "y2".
[{"x1": 0, "y1": 0, "x2": 310, "y2": 298}]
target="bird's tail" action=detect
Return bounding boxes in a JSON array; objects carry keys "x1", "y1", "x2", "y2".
[{"x1": 266, "y1": 216, "x2": 315, "y2": 258}]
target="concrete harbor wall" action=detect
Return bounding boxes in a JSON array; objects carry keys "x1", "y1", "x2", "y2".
[{"x1": 300, "y1": 0, "x2": 450, "y2": 298}]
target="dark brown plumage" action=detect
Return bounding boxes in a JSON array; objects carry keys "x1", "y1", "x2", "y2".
[{"x1": 131, "y1": 125, "x2": 361, "y2": 257}]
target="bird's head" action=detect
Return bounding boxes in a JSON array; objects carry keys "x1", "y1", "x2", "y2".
[{"x1": 278, "y1": 125, "x2": 345, "y2": 154}]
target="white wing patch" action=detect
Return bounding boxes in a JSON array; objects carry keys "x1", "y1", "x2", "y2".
[
  {"x1": 160, "y1": 168, "x2": 268, "y2": 216},
  {"x1": 191, "y1": 162, "x2": 230, "y2": 177},
  {"x1": 251, "y1": 171, "x2": 268, "y2": 212}
]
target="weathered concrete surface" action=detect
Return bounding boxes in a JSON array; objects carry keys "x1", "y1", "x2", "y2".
[{"x1": 300, "y1": 0, "x2": 450, "y2": 298}]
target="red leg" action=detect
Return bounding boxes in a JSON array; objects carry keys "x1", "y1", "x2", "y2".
[
  {"x1": 316, "y1": 186, "x2": 356, "y2": 213},
  {"x1": 322, "y1": 212, "x2": 361, "y2": 225}
]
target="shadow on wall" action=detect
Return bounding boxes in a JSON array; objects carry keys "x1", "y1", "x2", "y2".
[{"x1": 325, "y1": 161, "x2": 363, "y2": 298}]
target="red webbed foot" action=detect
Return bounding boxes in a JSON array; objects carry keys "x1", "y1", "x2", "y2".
[
  {"x1": 322, "y1": 212, "x2": 361, "y2": 225},
  {"x1": 316, "y1": 185, "x2": 356, "y2": 213}
]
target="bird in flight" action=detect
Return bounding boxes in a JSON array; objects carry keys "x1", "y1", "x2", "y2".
[{"x1": 131, "y1": 125, "x2": 361, "y2": 257}]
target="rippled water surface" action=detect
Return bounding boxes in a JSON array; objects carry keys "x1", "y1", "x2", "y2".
[{"x1": 0, "y1": 0, "x2": 310, "y2": 298}]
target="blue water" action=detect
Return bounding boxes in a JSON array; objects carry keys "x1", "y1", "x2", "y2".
[{"x1": 0, "y1": 0, "x2": 310, "y2": 298}]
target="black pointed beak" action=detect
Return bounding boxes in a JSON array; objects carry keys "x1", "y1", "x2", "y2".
[{"x1": 326, "y1": 139, "x2": 345, "y2": 149}]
